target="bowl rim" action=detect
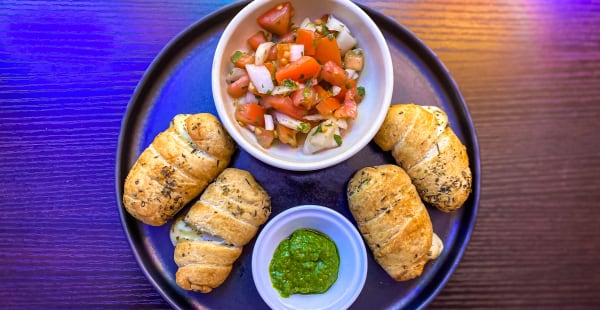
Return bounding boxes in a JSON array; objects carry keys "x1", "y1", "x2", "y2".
[
  {"x1": 211, "y1": 0, "x2": 394, "y2": 171},
  {"x1": 251, "y1": 204, "x2": 368, "y2": 310}
]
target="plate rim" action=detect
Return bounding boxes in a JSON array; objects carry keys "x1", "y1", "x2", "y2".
[{"x1": 115, "y1": 1, "x2": 481, "y2": 309}]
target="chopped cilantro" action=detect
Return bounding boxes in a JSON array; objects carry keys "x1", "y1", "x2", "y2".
[
  {"x1": 357, "y1": 86, "x2": 366, "y2": 97},
  {"x1": 302, "y1": 88, "x2": 311, "y2": 98},
  {"x1": 297, "y1": 122, "x2": 311, "y2": 134},
  {"x1": 282, "y1": 79, "x2": 295, "y2": 88},
  {"x1": 312, "y1": 124, "x2": 323, "y2": 136},
  {"x1": 230, "y1": 51, "x2": 242, "y2": 63},
  {"x1": 334, "y1": 134, "x2": 342, "y2": 146}
]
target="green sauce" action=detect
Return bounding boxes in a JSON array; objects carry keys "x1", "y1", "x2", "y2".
[{"x1": 269, "y1": 228, "x2": 340, "y2": 298}]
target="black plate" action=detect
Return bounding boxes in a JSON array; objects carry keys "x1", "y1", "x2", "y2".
[{"x1": 116, "y1": 2, "x2": 480, "y2": 309}]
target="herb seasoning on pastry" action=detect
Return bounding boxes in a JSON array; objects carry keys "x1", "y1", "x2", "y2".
[
  {"x1": 123, "y1": 113, "x2": 235, "y2": 226},
  {"x1": 347, "y1": 164, "x2": 442, "y2": 281},
  {"x1": 171, "y1": 168, "x2": 271, "y2": 292},
  {"x1": 374, "y1": 103, "x2": 472, "y2": 212}
]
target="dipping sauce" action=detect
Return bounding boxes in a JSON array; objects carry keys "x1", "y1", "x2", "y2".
[{"x1": 269, "y1": 228, "x2": 340, "y2": 298}]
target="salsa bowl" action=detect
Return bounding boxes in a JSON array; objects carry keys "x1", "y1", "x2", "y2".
[{"x1": 212, "y1": 0, "x2": 394, "y2": 171}]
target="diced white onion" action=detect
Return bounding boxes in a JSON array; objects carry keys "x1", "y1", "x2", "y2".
[
  {"x1": 289, "y1": 44, "x2": 305, "y2": 62},
  {"x1": 300, "y1": 17, "x2": 317, "y2": 31},
  {"x1": 255, "y1": 42, "x2": 275, "y2": 66},
  {"x1": 226, "y1": 67, "x2": 246, "y2": 83},
  {"x1": 331, "y1": 85, "x2": 342, "y2": 96},
  {"x1": 245, "y1": 91, "x2": 258, "y2": 104},
  {"x1": 326, "y1": 14, "x2": 347, "y2": 33},
  {"x1": 264, "y1": 114, "x2": 274, "y2": 130},
  {"x1": 273, "y1": 111, "x2": 310, "y2": 133},
  {"x1": 236, "y1": 95, "x2": 248, "y2": 105},
  {"x1": 245, "y1": 64, "x2": 274, "y2": 94},
  {"x1": 336, "y1": 29, "x2": 357, "y2": 54},
  {"x1": 304, "y1": 114, "x2": 326, "y2": 121},
  {"x1": 335, "y1": 118, "x2": 348, "y2": 130},
  {"x1": 303, "y1": 119, "x2": 341, "y2": 154},
  {"x1": 345, "y1": 68, "x2": 359, "y2": 80},
  {"x1": 271, "y1": 83, "x2": 299, "y2": 96}
]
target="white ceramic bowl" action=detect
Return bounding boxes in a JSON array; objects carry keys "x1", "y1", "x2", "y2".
[
  {"x1": 212, "y1": 0, "x2": 393, "y2": 171},
  {"x1": 252, "y1": 205, "x2": 367, "y2": 310}
]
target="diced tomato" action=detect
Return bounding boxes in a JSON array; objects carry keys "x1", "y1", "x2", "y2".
[
  {"x1": 254, "y1": 127, "x2": 275, "y2": 148},
  {"x1": 333, "y1": 88, "x2": 359, "y2": 119},
  {"x1": 315, "y1": 35, "x2": 342, "y2": 67},
  {"x1": 267, "y1": 45, "x2": 278, "y2": 61},
  {"x1": 276, "y1": 123, "x2": 298, "y2": 147},
  {"x1": 295, "y1": 28, "x2": 317, "y2": 56},
  {"x1": 290, "y1": 86, "x2": 317, "y2": 109},
  {"x1": 231, "y1": 51, "x2": 255, "y2": 69},
  {"x1": 345, "y1": 85, "x2": 364, "y2": 104},
  {"x1": 316, "y1": 96, "x2": 341, "y2": 117},
  {"x1": 256, "y1": 1, "x2": 294, "y2": 36},
  {"x1": 278, "y1": 31, "x2": 296, "y2": 43},
  {"x1": 333, "y1": 102, "x2": 357, "y2": 119},
  {"x1": 235, "y1": 103, "x2": 266, "y2": 126},
  {"x1": 247, "y1": 31, "x2": 268, "y2": 50},
  {"x1": 227, "y1": 75, "x2": 250, "y2": 98},
  {"x1": 313, "y1": 84, "x2": 331, "y2": 101},
  {"x1": 320, "y1": 60, "x2": 348, "y2": 88},
  {"x1": 275, "y1": 56, "x2": 321, "y2": 84},
  {"x1": 261, "y1": 95, "x2": 308, "y2": 120},
  {"x1": 334, "y1": 78, "x2": 356, "y2": 101}
]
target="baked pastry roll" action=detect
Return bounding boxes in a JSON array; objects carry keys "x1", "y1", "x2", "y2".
[
  {"x1": 347, "y1": 164, "x2": 442, "y2": 281},
  {"x1": 170, "y1": 215, "x2": 242, "y2": 293},
  {"x1": 171, "y1": 168, "x2": 271, "y2": 292},
  {"x1": 374, "y1": 103, "x2": 472, "y2": 212},
  {"x1": 123, "y1": 113, "x2": 235, "y2": 226}
]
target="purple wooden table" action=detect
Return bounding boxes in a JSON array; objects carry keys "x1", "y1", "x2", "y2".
[{"x1": 1, "y1": 0, "x2": 599, "y2": 308}]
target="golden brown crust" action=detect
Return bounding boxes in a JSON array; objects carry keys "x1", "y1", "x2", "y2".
[
  {"x1": 122, "y1": 113, "x2": 235, "y2": 226},
  {"x1": 175, "y1": 264, "x2": 232, "y2": 293},
  {"x1": 373, "y1": 104, "x2": 417, "y2": 152},
  {"x1": 390, "y1": 105, "x2": 442, "y2": 170},
  {"x1": 172, "y1": 168, "x2": 271, "y2": 293},
  {"x1": 184, "y1": 168, "x2": 271, "y2": 247},
  {"x1": 174, "y1": 241, "x2": 242, "y2": 268},
  {"x1": 200, "y1": 168, "x2": 271, "y2": 227},
  {"x1": 408, "y1": 127, "x2": 472, "y2": 212},
  {"x1": 372, "y1": 205, "x2": 432, "y2": 281},
  {"x1": 185, "y1": 113, "x2": 235, "y2": 163},
  {"x1": 184, "y1": 200, "x2": 259, "y2": 247},
  {"x1": 123, "y1": 146, "x2": 204, "y2": 226},
  {"x1": 374, "y1": 103, "x2": 472, "y2": 212},
  {"x1": 347, "y1": 165, "x2": 434, "y2": 281}
]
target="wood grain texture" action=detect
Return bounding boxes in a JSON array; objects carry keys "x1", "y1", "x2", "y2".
[{"x1": 1, "y1": 0, "x2": 599, "y2": 309}]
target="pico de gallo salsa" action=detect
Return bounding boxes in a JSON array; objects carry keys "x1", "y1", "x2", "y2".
[{"x1": 225, "y1": 1, "x2": 366, "y2": 154}]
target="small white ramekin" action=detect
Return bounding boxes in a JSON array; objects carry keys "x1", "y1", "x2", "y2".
[{"x1": 252, "y1": 205, "x2": 367, "y2": 310}]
